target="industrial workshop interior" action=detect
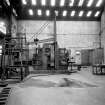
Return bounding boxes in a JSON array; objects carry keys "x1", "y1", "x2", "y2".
[{"x1": 0, "y1": 0, "x2": 105, "y2": 105}]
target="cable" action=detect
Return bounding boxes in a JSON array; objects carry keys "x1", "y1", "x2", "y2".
[
  {"x1": 28, "y1": 21, "x2": 50, "y2": 42},
  {"x1": 36, "y1": 22, "x2": 49, "y2": 38},
  {"x1": 35, "y1": 21, "x2": 49, "y2": 38},
  {"x1": 33, "y1": 22, "x2": 49, "y2": 40},
  {"x1": 28, "y1": 22, "x2": 48, "y2": 41}
]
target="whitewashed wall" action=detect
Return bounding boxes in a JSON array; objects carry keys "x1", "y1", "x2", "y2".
[
  {"x1": 18, "y1": 20, "x2": 100, "y2": 48},
  {"x1": 57, "y1": 21, "x2": 100, "y2": 49},
  {"x1": 17, "y1": 20, "x2": 100, "y2": 58},
  {"x1": 17, "y1": 21, "x2": 54, "y2": 41}
]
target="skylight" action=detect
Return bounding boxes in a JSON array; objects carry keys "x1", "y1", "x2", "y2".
[
  {"x1": 20, "y1": 0, "x2": 104, "y2": 20},
  {"x1": 0, "y1": 21, "x2": 5, "y2": 26},
  {"x1": 22, "y1": 0, "x2": 27, "y2": 5},
  {"x1": 69, "y1": 0, "x2": 74, "y2": 6},
  {"x1": 31, "y1": 0, "x2": 36, "y2": 5},
  {"x1": 87, "y1": 0, "x2": 93, "y2": 7},
  {"x1": 79, "y1": 11, "x2": 84, "y2": 17},
  {"x1": 95, "y1": 11, "x2": 100, "y2": 17},
  {"x1": 29, "y1": 9, "x2": 33, "y2": 15},
  {"x1": 96, "y1": 0, "x2": 103, "y2": 7},
  {"x1": 87, "y1": 11, "x2": 92, "y2": 17},
  {"x1": 71, "y1": 10, "x2": 75, "y2": 16},
  {"x1": 0, "y1": 45, "x2": 2, "y2": 49},
  {"x1": 78, "y1": 0, "x2": 84, "y2": 6},
  {"x1": 5, "y1": 0, "x2": 10, "y2": 6},
  {"x1": 63, "y1": 10, "x2": 67, "y2": 16},
  {"x1": 0, "y1": 21, "x2": 6, "y2": 34},
  {"x1": 42, "y1": 0, "x2": 46, "y2": 6},
  {"x1": 60, "y1": 0, "x2": 65, "y2": 7},
  {"x1": 46, "y1": 10, "x2": 50, "y2": 16},
  {"x1": 51, "y1": 0, "x2": 55, "y2": 6},
  {"x1": 38, "y1": 9, "x2": 42, "y2": 16}
]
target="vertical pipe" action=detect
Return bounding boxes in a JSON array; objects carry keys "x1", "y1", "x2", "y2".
[
  {"x1": 99, "y1": 21, "x2": 101, "y2": 48},
  {"x1": 54, "y1": 13, "x2": 57, "y2": 43},
  {"x1": 1, "y1": 38, "x2": 6, "y2": 80},
  {"x1": 54, "y1": 12, "x2": 57, "y2": 70},
  {"x1": 25, "y1": 33, "x2": 29, "y2": 76}
]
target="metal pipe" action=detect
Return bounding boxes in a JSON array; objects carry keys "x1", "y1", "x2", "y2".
[
  {"x1": 99, "y1": 20, "x2": 102, "y2": 48},
  {"x1": 54, "y1": 11, "x2": 57, "y2": 70}
]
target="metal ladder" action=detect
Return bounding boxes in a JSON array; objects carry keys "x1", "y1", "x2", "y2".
[{"x1": 0, "y1": 87, "x2": 11, "y2": 105}]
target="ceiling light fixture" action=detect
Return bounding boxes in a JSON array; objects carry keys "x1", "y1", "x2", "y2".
[
  {"x1": 71, "y1": 10, "x2": 75, "y2": 16},
  {"x1": 29, "y1": 9, "x2": 33, "y2": 15},
  {"x1": 22, "y1": 0, "x2": 27, "y2": 5},
  {"x1": 96, "y1": 0, "x2": 103, "y2": 7},
  {"x1": 42, "y1": 0, "x2": 46, "y2": 6},
  {"x1": 31, "y1": 0, "x2": 36, "y2": 5},
  {"x1": 60, "y1": 0, "x2": 65, "y2": 7},
  {"x1": 63, "y1": 10, "x2": 67, "y2": 16},
  {"x1": 87, "y1": 0, "x2": 93, "y2": 7},
  {"x1": 38, "y1": 9, "x2": 42, "y2": 16},
  {"x1": 69, "y1": 0, "x2": 74, "y2": 6},
  {"x1": 87, "y1": 11, "x2": 92, "y2": 17},
  {"x1": 79, "y1": 11, "x2": 84, "y2": 17},
  {"x1": 46, "y1": 10, "x2": 50, "y2": 16},
  {"x1": 51, "y1": 0, "x2": 55, "y2": 6},
  {"x1": 95, "y1": 11, "x2": 100, "y2": 17},
  {"x1": 78, "y1": 0, "x2": 84, "y2": 6}
]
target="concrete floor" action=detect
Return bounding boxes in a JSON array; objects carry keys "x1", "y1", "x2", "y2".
[{"x1": 6, "y1": 66, "x2": 105, "y2": 105}]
